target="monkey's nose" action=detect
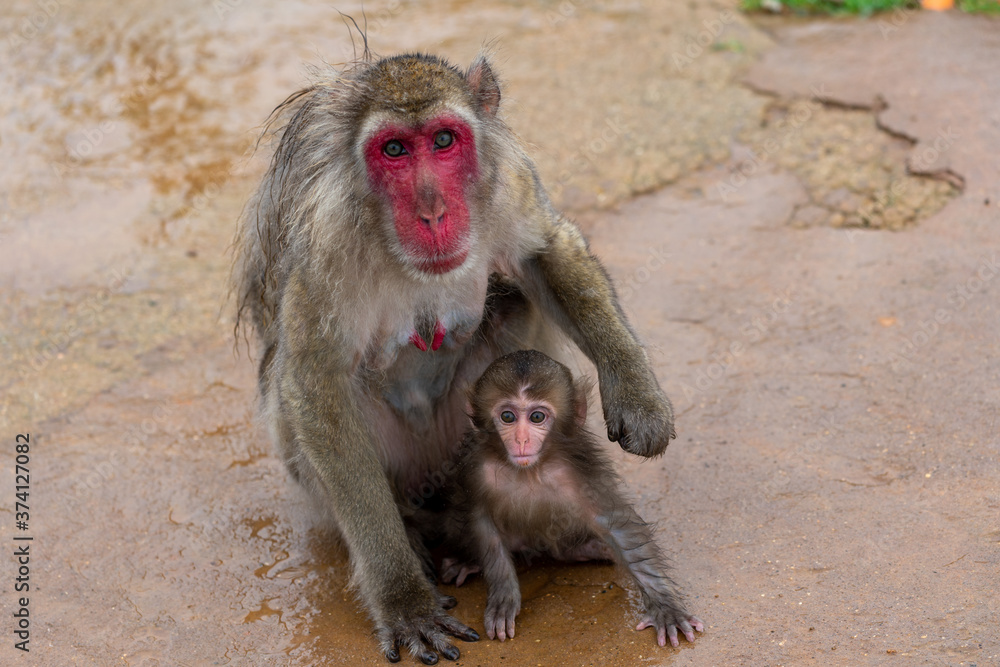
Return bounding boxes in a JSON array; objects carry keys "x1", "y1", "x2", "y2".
[{"x1": 419, "y1": 214, "x2": 445, "y2": 226}]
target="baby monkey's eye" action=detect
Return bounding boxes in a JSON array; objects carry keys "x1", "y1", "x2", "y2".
[
  {"x1": 529, "y1": 411, "x2": 546, "y2": 424},
  {"x1": 500, "y1": 410, "x2": 516, "y2": 424}
]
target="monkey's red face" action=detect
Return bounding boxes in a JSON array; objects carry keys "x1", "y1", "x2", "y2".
[
  {"x1": 365, "y1": 115, "x2": 478, "y2": 275},
  {"x1": 493, "y1": 396, "x2": 555, "y2": 468}
]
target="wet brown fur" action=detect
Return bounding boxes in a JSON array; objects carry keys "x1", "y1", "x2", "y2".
[{"x1": 448, "y1": 351, "x2": 694, "y2": 643}]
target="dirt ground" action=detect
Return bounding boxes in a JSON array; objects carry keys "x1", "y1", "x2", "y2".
[{"x1": 1, "y1": 1, "x2": 998, "y2": 665}]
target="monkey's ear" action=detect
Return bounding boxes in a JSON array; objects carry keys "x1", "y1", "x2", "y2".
[
  {"x1": 573, "y1": 381, "x2": 589, "y2": 426},
  {"x1": 465, "y1": 397, "x2": 481, "y2": 427},
  {"x1": 467, "y1": 56, "x2": 501, "y2": 118}
]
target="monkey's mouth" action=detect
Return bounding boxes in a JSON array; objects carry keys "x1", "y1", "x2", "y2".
[
  {"x1": 415, "y1": 249, "x2": 469, "y2": 275},
  {"x1": 510, "y1": 455, "x2": 539, "y2": 468}
]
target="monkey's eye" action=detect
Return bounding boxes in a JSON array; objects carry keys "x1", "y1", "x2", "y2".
[
  {"x1": 383, "y1": 140, "x2": 407, "y2": 157},
  {"x1": 529, "y1": 411, "x2": 546, "y2": 424},
  {"x1": 434, "y1": 131, "x2": 453, "y2": 149},
  {"x1": 500, "y1": 410, "x2": 516, "y2": 424}
]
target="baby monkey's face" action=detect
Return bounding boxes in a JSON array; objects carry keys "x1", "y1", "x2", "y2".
[{"x1": 492, "y1": 391, "x2": 556, "y2": 468}]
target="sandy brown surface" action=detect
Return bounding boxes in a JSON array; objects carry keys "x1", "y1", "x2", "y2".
[{"x1": 1, "y1": 1, "x2": 997, "y2": 665}]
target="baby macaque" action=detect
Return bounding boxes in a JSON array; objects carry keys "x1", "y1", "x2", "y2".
[{"x1": 444, "y1": 350, "x2": 703, "y2": 647}]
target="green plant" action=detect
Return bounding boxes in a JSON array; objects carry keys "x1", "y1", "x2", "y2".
[
  {"x1": 741, "y1": 0, "x2": 916, "y2": 15},
  {"x1": 959, "y1": 0, "x2": 1000, "y2": 12}
]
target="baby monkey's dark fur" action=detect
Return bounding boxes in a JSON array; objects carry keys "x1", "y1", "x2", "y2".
[{"x1": 444, "y1": 350, "x2": 703, "y2": 646}]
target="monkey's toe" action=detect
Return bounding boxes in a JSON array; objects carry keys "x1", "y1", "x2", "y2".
[
  {"x1": 437, "y1": 613, "x2": 479, "y2": 642},
  {"x1": 440, "y1": 558, "x2": 481, "y2": 587},
  {"x1": 637, "y1": 612, "x2": 704, "y2": 648},
  {"x1": 484, "y1": 600, "x2": 519, "y2": 642}
]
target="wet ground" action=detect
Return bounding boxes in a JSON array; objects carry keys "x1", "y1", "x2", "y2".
[{"x1": 1, "y1": 1, "x2": 998, "y2": 665}]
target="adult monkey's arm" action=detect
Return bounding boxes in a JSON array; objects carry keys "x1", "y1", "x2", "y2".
[{"x1": 521, "y1": 215, "x2": 676, "y2": 457}]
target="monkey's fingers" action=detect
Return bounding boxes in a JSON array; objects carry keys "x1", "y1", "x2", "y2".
[
  {"x1": 636, "y1": 614, "x2": 704, "y2": 648},
  {"x1": 385, "y1": 642, "x2": 401, "y2": 663},
  {"x1": 429, "y1": 581, "x2": 458, "y2": 610},
  {"x1": 439, "y1": 558, "x2": 458, "y2": 584},
  {"x1": 436, "y1": 613, "x2": 480, "y2": 643},
  {"x1": 679, "y1": 615, "x2": 704, "y2": 643},
  {"x1": 379, "y1": 632, "x2": 404, "y2": 663},
  {"x1": 416, "y1": 612, "x2": 479, "y2": 662},
  {"x1": 635, "y1": 617, "x2": 672, "y2": 647},
  {"x1": 604, "y1": 395, "x2": 675, "y2": 459},
  {"x1": 635, "y1": 616, "x2": 667, "y2": 646},
  {"x1": 422, "y1": 627, "x2": 461, "y2": 662},
  {"x1": 416, "y1": 648, "x2": 438, "y2": 665},
  {"x1": 439, "y1": 558, "x2": 480, "y2": 587},
  {"x1": 484, "y1": 599, "x2": 519, "y2": 641},
  {"x1": 379, "y1": 609, "x2": 475, "y2": 664},
  {"x1": 485, "y1": 615, "x2": 512, "y2": 642},
  {"x1": 455, "y1": 564, "x2": 481, "y2": 587},
  {"x1": 396, "y1": 631, "x2": 450, "y2": 664}
]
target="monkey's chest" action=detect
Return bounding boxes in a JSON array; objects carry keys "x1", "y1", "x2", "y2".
[
  {"x1": 374, "y1": 310, "x2": 484, "y2": 429},
  {"x1": 481, "y1": 464, "x2": 596, "y2": 550},
  {"x1": 380, "y1": 346, "x2": 463, "y2": 425}
]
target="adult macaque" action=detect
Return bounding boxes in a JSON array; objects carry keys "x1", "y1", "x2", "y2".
[
  {"x1": 233, "y1": 51, "x2": 676, "y2": 663},
  {"x1": 443, "y1": 350, "x2": 702, "y2": 647}
]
